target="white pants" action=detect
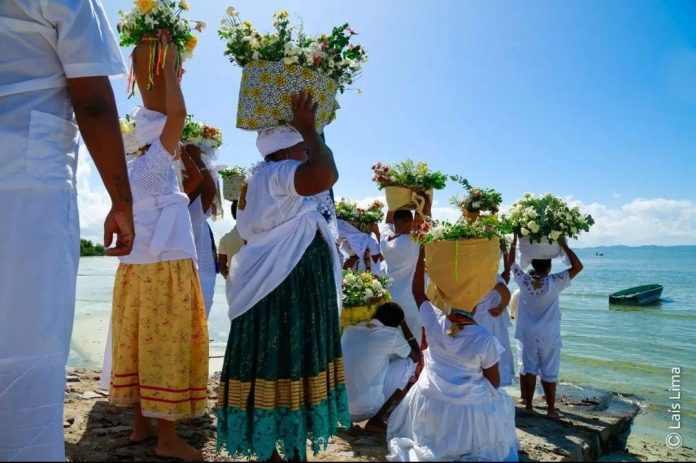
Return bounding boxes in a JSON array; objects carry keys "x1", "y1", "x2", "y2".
[
  {"x1": 0, "y1": 190, "x2": 79, "y2": 461},
  {"x1": 350, "y1": 357, "x2": 415, "y2": 422},
  {"x1": 518, "y1": 338, "x2": 561, "y2": 383}
]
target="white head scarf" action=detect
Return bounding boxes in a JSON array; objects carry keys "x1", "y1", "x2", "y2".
[
  {"x1": 122, "y1": 106, "x2": 167, "y2": 156},
  {"x1": 133, "y1": 106, "x2": 167, "y2": 147},
  {"x1": 256, "y1": 125, "x2": 304, "y2": 157}
]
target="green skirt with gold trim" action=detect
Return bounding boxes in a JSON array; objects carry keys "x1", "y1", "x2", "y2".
[{"x1": 216, "y1": 233, "x2": 351, "y2": 460}]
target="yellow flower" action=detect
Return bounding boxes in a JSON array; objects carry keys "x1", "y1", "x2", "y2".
[
  {"x1": 242, "y1": 20, "x2": 253, "y2": 29},
  {"x1": 273, "y1": 74, "x2": 287, "y2": 88},
  {"x1": 259, "y1": 72, "x2": 272, "y2": 85},
  {"x1": 135, "y1": 0, "x2": 156, "y2": 14},
  {"x1": 242, "y1": 87, "x2": 251, "y2": 97},
  {"x1": 274, "y1": 10, "x2": 289, "y2": 19},
  {"x1": 178, "y1": 0, "x2": 189, "y2": 10},
  {"x1": 317, "y1": 92, "x2": 328, "y2": 104},
  {"x1": 250, "y1": 87, "x2": 262, "y2": 99},
  {"x1": 184, "y1": 36, "x2": 198, "y2": 53}
]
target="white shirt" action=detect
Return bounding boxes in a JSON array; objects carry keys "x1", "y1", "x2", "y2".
[
  {"x1": 227, "y1": 160, "x2": 341, "y2": 320},
  {"x1": 342, "y1": 320, "x2": 412, "y2": 417},
  {"x1": 419, "y1": 301, "x2": 503, "y2": 403},
  {"x1": 380, "y1": 224, "x2": 422, "y2": 335},
  {"x1": 0, "y1": 0, "x2": 126, "y2": 191},
  {"x1": 511, "y1": 263, "x2": 571, "y2": 346},
  {"x1": 119, "y1": 140, "x2": 197, "y2": 265}
]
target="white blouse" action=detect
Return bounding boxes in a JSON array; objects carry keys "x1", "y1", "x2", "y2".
[
  {"x1": 226, "y1": 160, "x2": 342, "y2": 320},
  {"x1": 512, "y1": 262, "x2": 571, "y2": 346},
  {"x1": 119, "y1": 139, "x2": 196, "y2": 265}
]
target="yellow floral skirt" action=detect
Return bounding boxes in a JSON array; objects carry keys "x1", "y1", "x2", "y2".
[{"x1": 109, "y1": 259, "x2": 209, "y2": 420}]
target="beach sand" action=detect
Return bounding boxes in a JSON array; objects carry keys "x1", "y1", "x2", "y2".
[{"x1": 62, "y1": 368, "x2": 696, "y2": 462}]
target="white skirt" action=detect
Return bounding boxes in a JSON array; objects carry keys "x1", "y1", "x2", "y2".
[{"x1": 387, "y1": 377, "x2": 519, "y2": 462}]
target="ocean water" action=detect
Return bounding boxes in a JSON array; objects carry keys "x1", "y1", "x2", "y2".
[{"x1": 70, "y1": 246, "x2": 695, "y2": 448}]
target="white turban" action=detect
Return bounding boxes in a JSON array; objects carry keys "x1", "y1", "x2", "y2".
[
  {"x1": 256, "y1": 125, "x2": 304, "y2": 157},
  {"x1": 133, "y1": 106, "x2": 167, "y2": 147}
]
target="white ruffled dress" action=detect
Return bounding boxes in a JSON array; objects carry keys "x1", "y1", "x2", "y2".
[{"x1": 387, "y1": 301, "x2": 519, "y2": 462}]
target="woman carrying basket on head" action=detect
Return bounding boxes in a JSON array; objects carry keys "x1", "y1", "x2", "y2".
[{"x1": 216, "y1": 90, "x2": 350, "y2": 461}]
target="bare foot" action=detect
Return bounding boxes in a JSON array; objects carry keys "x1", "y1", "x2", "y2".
[
  {"x1": 521, "y1": 406, "x2": 537, "y2": 416},
  {"x1": 547, "y1": 409, "x2": 563, "y2": 420},
  {"x1": 365, "y1": 417, "x2": 387, "y2": 434},
  {"x1": 155, "y1": 435, "x2": 203, "y2": 461},
  {"x1": 130, "y1": 420, "x2": 157, "y2": 443}
]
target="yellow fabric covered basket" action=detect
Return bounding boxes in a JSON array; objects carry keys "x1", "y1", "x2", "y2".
[{"x1": 424, "y1": 238, "x2": 500, "y2": 313}]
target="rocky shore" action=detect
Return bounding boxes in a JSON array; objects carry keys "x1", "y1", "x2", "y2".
[{"x1": 63, "y1": 368, "x2": 694, "y2": 462}]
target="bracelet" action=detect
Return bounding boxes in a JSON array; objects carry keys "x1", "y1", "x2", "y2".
[{"x1": 407, "y1": 336, "x2": 416, "y2": 342}]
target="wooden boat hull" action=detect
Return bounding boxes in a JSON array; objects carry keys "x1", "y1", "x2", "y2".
[{"x1": 609, "y1": 284, "x2": 663, "y2": 306}]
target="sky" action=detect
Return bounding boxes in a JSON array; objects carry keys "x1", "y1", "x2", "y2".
[{"x1": 77, "y1": 0, "x2": 696, "y2": 247}]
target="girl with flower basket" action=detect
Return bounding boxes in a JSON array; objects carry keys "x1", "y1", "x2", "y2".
[
  {"x1": 507, "y1": 234, "x2": 584, "y2": 419},
  {"x1": 109, "y1": 33, "x2": 208, "y2": 461},
  {"x1": 386, "y1": 245, "x2": 519, "y2": 462}
]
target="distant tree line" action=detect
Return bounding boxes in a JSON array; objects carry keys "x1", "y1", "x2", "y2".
[{"x1": 80, "y1": 239, "x2": 106, "y2": 257}]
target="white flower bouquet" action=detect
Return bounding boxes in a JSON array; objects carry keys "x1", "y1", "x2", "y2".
[
  {"x1": 219, "y1": 165, "x2": 247, "y2": 201},
  {"x1": 341, "y1": 270, "x2": 391, "y2": 327},
  {"x1": 507, "y1": 192, "x2": 595, "y2": 265},
  {"x1": 118, "y1": 0, "x2": 203, "y2": 94},
  {"x1": 508, "y1": 193, "x2": 594, "y2": 244},
  {"x1": 181, "y1": 115, "x2": 223, "y2": 155},
  {"x1": 218, "y1": 7, "x2": 367, "y2": 131}
]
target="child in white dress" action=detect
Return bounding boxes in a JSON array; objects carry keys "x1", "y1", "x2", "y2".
[
  {"x1": 508, "y1": 234, "x2": 584, "y2": 418},
  {"x1": 387, "y1": 247, "x2": 519, "y2": 462}
]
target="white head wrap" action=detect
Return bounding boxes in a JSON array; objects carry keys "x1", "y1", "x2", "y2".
[
  {"x1": 256, "y1": 125, "x2": 304, "y2": 157},
  {"x1": 133, "y1": 106, "x2": 167, "y2": 147}
]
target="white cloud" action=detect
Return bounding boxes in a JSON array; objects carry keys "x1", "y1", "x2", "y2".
[
  {"x1": 76, "y1": 160, "x2": 696, "y2": 247},
  {"x1": 567, "y1": 197, "x2": 696, "y2": 247}
]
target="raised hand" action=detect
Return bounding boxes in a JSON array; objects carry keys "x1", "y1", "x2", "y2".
[{"x1": 290, "y1": 90, "x2": 318, "y2": 135}]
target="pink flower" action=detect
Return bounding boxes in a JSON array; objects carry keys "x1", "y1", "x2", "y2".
[{"x1": 313, "y1": 55, "x2": 323, "y2": 65}]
